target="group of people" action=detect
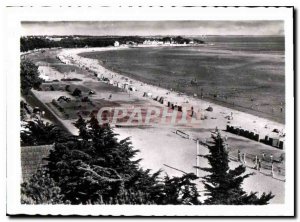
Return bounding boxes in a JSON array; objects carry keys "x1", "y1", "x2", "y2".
[{"x1": 237, "y1": 150, "x2": 276, "y2": 176}]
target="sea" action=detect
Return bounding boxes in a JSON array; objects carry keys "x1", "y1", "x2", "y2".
[{"x1": 79, "y1": 35, "x2": 285, "y2": 123}]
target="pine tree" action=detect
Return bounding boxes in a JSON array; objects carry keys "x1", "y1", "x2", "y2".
[
  {"x1": 44, "y1": 116, "x2": 162, "y2": 204},
  {"x1": 42, "y1": 115, "x2": 203, "y2": 205},
  {"x1": 156, "y1": 173, "x2": 200, "y2": 205},
  {"x1": 73, "y1": 114, "x2": 86, "y2": 129},
  {"x1": 21, "y1": 119, "x2": 70, "y2": 146},
  {"x1": 198, "y1": 133, "x2": 274, "y2": 205}
]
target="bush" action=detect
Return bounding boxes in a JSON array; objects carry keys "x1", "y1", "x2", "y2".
[{"x1": 21, "y1": 168, "x2": 64, "y2": 204}]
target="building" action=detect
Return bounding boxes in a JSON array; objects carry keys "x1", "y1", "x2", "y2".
[
  {"x1": 46, "y1": 36, "x2": 62, "y2": 42},
  {"x1": 114, "y1": 41, "x2": 120, "y2": 47}
]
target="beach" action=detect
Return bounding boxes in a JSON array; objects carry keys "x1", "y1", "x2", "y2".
[
  {"x1": 79, "y1": 37, "x2": 285, "y2": 124},
  {"x1": 58, "y1": 47, "x2": 285, "y2": 138},
  {"x1": 22, "y1": 46, "x2": 286, "y2": 203}
]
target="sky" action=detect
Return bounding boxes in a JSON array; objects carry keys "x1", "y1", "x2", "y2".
[{"x1": 21, "y1": 21, "x2": 284, "y2": 36}]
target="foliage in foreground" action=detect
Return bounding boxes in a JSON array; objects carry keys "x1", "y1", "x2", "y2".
[
  {"x1": 21, "y1": 116, "x2": 275, "y2": 205},
  {"x1": 21, "y1": 119, "x2": 70, "y2": 146},
  {"x1": 21, "y1": 116, "x2": 200, "y2": 205},
  {"x1": 20, "y1": 59, "x2": 42, "y2": 95},
  {"x1": 197, "y1": 133, "x2": 274, "y2": 205},
  {"x1": 21, "y1": 169, "x2": 64, "y2": 204}
]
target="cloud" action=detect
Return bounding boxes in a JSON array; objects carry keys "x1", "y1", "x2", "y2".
[{"x1": 21, "y1": 21, "x2": 284, "y2": 36}]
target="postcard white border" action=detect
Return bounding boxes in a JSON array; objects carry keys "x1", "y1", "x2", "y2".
[{"x1": 4, "y1": 6, "x2": 294, "y2": 216}]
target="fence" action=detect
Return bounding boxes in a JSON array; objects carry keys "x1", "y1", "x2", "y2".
[
  {"x1": 173, "y1": 129, "x2": 285, "y2": 182},
  {"x1": 228, "y1": 150, "x2": 285, "y2": 181}
]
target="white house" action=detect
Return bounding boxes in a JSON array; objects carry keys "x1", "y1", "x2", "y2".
[{"x1": 114, "y1": 41, "x2": 120, "y2": 47}]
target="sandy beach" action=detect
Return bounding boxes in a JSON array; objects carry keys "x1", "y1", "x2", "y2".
[{"x1": 58, "y1": 47, "x2": 285, "y2": 139}]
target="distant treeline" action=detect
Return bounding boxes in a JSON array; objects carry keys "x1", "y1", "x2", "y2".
[{"x1": 20, "y1": 36, "x2": 205, "y2": 52}]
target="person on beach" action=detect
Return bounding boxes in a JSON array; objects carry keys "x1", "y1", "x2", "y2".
[
  {"x1": 270, "y1": 155, "x2": 273, "y2": 164},
  {"x1": 241, "y1": 153, "x2": 245, "y2": 164},
  {"x1": 253, "y1": 155, "x2": 258, "y2": 169},
  {"x1": 257, "y1": 159, "x2": 261, "y2": 172},
  {"x1": 242, "y1": 153, "x2": 246, "y2": 165},
  {"x1": 238, "y1": 150, "x2": 241, "y2": 162}
]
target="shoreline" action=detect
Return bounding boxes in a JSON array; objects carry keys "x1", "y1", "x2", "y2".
[
  {"x1": 58, "y1": 47, "x2": 285, "y2": 140},
  {"x1": 90, "y1": 55, "x2": 285, "y2": 125}
]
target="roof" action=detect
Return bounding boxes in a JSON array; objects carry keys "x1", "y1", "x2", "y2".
[{"x1": 21, "y1": 144, "x2": 54, "y2": 182}]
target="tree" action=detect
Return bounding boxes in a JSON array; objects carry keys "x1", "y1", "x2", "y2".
[
  {"x1": 198, "y1": 133, "x2": 274, "y2": 205},
  {"x1": 39, "y1": 116, "x2": 201, "y2": 204},
  {"x1": 155, "y1": 173, "x2": 200, "y2": 205},
  {"x1": 20, "y1": 59, "x2": 42, "y2": 95},
  {"x1": 21, "y1": 119, "x2": 70, "y2": 146},
  {"x1": 44, "y1": 116, "x2": 161, "y2": 204},
  {"x1": 21, "y1": 168, "x2": 64, "y2": 204}
]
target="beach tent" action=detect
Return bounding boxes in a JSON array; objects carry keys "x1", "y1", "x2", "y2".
[
  {"x1": 143, "y1": 92, "x2": 152, "y2": 97},
  {"x1": 159, "y1": 97, "x2": 164, "y2": 104}
]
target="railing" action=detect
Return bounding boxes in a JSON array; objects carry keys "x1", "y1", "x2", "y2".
[
  {"x1": 228, "y1": 150, "x2": 285, "y2": 181},
  {"x1": 173, "y1": 129, "x2": 285, "y2": 182}
]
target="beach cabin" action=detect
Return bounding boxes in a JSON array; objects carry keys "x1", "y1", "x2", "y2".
[
  {"x1": 143, "y1": 92, "x2": 152, "y2": 97},
  {"x1": 129, "y1": 86, "x2": 136, "y2": 91},
  {"x1": 159, "y1": 97, "x2": 164, "y2": 104},
  {"x1": 123, "y1": 83, "x2": 129, "y2": 90},
  {"x1": 279, "y1": 140, "x2": 284, "y2": 149}
]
